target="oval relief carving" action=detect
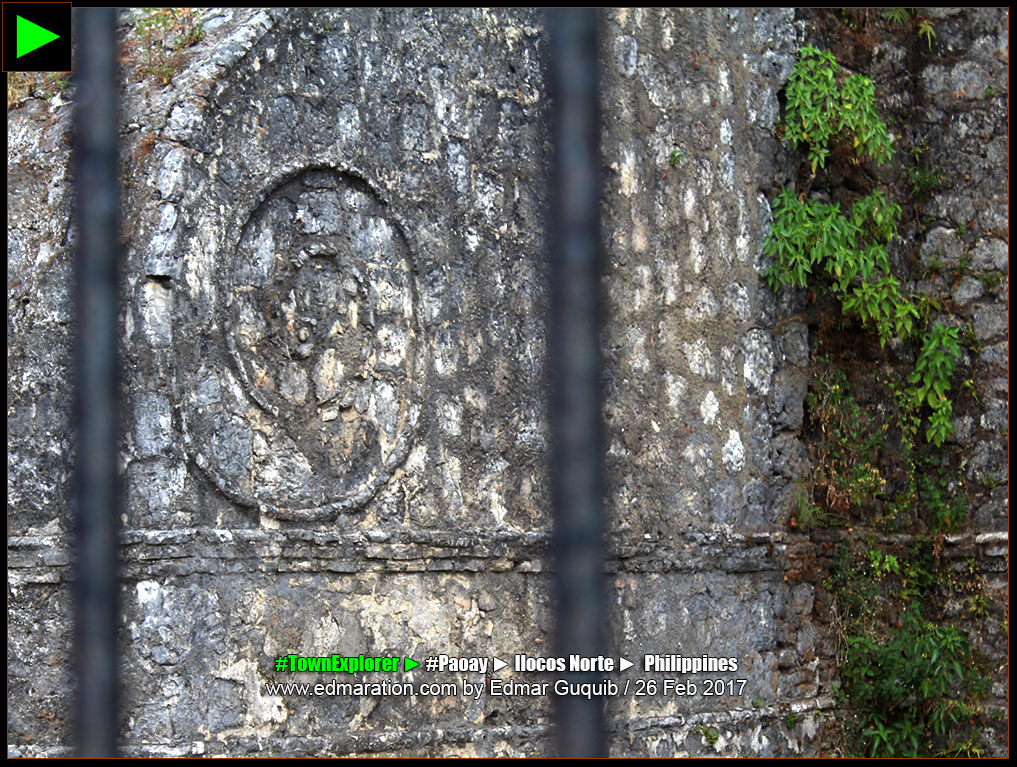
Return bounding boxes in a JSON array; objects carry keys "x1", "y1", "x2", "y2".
[{"x1": 192, "y1": 165, "x2": 423, "y2": 521}]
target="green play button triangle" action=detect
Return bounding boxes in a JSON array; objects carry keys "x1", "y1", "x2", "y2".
[
  {"x1": 17, "y1": 16, "x2": 61, "y2": 58},
  {"x1": 403, "y1": 657, "x2": 420, "y2": 671}
]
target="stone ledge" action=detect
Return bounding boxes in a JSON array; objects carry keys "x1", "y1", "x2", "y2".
[
  {"x1": 8, "y1": 697, "x2": 839, "y2": 757},
  {"x1": 8, "y1": 529, "x2": 1006, "y2": 584}
]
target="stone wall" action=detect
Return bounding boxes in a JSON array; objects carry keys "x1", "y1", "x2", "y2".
[{"x1": 7, "y1": 8, "x2": 1007, "y2": 757}]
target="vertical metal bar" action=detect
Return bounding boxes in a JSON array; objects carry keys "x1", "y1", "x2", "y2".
[
  {"x1": 73, "y1": 8, "x2": 121, "y2": 757},
  {"x1": 546, "y1": 8, "x2": 606, "y2": 758}
]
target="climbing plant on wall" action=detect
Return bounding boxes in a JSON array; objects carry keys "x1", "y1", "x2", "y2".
[
  {"x1": 768, "y1": 42, "x2": 988, "y2": 757},
  {"x1": 766, "y1": 45, "x2": 961, "y2": 448}
]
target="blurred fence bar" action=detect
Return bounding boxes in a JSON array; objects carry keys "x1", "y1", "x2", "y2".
[
  {"x1": 547, "y1": 8, "x2": 607, "y2": 758},
  {"x1": 73, "y1": 8, "x2": 121, "y2": 758}
]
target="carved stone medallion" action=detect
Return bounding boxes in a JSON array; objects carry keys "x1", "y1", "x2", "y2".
[{"x1": 191, "y1": 165, "x2": 423, "y2": 521}]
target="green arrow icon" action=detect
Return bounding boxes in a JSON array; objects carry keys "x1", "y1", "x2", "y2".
[
  {"x1": 17, "y1": 16, "x2": 61, "y2": 58},
  {"x1": 403, "y1": 657, "x2": 420, "y2": 672}
]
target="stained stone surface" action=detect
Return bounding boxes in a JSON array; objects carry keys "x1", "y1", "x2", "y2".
[{"x1": 7, "y1": 8, "x2": 1007, "y2": 757}]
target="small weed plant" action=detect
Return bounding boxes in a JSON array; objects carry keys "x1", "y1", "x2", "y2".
[
  {"x1": 129, "y1": 8, "x2": 205, "y2": 86},
  {"x1": 828, "y1": 540, "x2": 989, "y2": 757},
  {"x1": 806, "y1": 361, "x2": 886, "y2": 513},
  {"x1": 700, "y1": 726, "x2": 720, "y2": 749},
  {"x1": 782, "y1": 46, "x2": 892, "y2": 173},
  {"x1": 907, "y1": 324, "x2": 962, "y2": 446}
]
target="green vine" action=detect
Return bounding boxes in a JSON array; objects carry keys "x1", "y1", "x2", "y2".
[
  {"x1": 767, "y1": 46, "x2": 962, "y2": 446},
  {"x1": 773, "y1": 44, "x2": 990, "y2": 758}
]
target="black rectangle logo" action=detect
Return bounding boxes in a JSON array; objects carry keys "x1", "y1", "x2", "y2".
[{"x1": 3, "y1": 3, "x2": 73, "y2": 72}]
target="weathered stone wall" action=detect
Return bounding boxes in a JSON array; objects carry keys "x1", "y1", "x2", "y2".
[{"x1": 7, "y1": 8, "x2": 1007, "y2": 757}]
